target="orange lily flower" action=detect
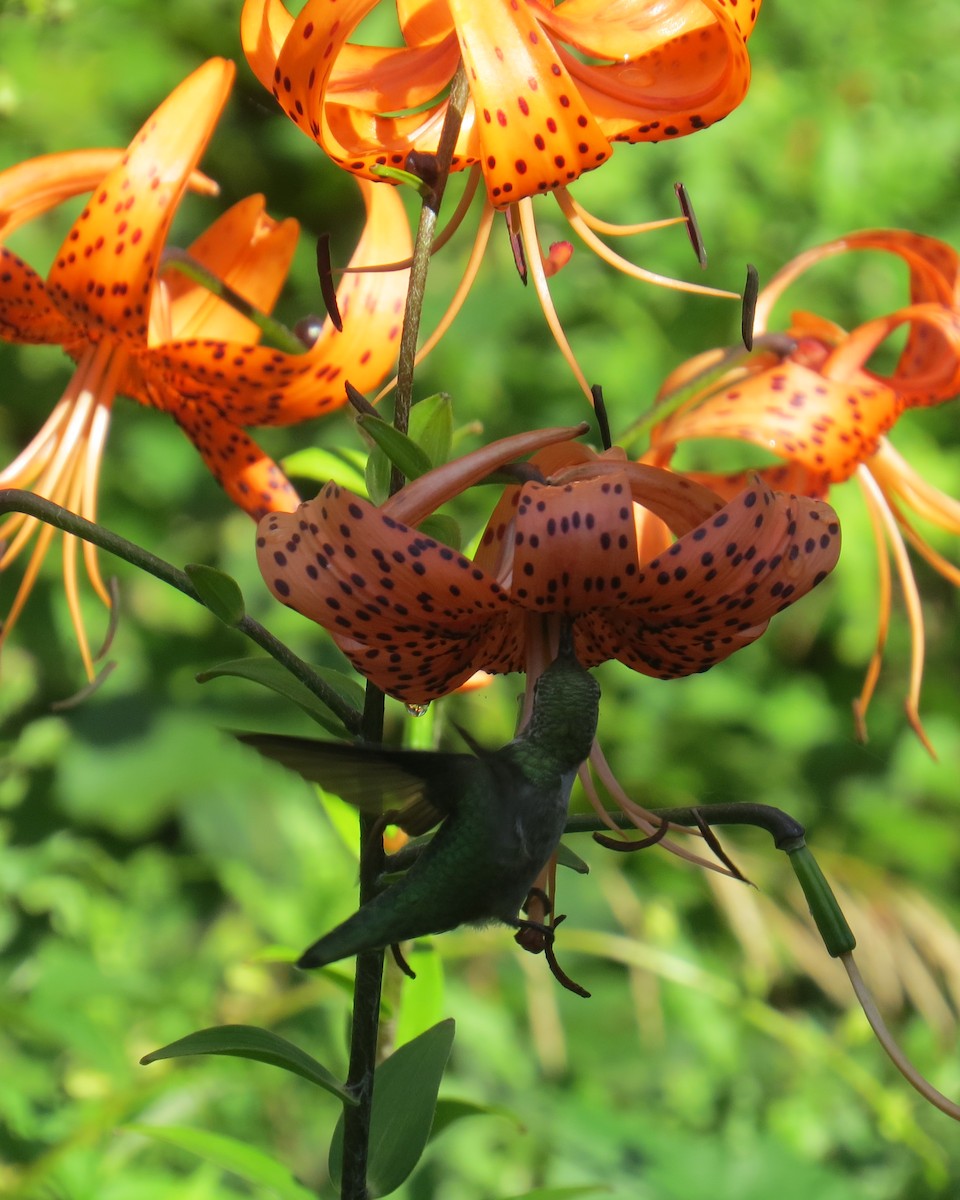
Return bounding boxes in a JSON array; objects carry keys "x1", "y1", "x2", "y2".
[
  {"x1": 640, "y1": 229, "x2": 960, "y2": 745},
  {"x1": 256, "y1": 426, "x2": 840, "y2": 705},
  {"x1": 241, "y1": 0, "x2": 761, "y2": 397},
  {"x1": 1, "y1": 59, "x2": 412, "y2": 679}
]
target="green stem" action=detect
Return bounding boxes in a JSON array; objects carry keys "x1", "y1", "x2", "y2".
[
  {"x1": 569, "y1": 802, "x2": 856, "y2": 959},
  {"x1": 0, "y1": 489, "x2": 362, "y2": 735},
  {"x1": 564, "y1": 802, "x2": 805, "y2": 847},
  {"x1": 338, "y1": 65, "x2": 470, "y2": 1200},
  {"x1": 389, "y1": 63, "x2": 470, "y2": 495},
  {"x1": 340, "y1": 690, "x2": 387, "y2": 1200}
]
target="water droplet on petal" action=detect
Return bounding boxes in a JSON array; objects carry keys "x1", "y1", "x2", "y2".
[{"x1": 405, "y1": 701, "x2": 430, "y2": 717}]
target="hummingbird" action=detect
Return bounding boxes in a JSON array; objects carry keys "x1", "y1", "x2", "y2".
[{"x1": 236, "y1": 627, "x2": 600, "y2": 976}]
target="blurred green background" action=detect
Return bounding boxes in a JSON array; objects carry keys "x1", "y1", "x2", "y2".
[{"x1": 1, "y1": 1, "x2": 960, "y2": 1196}]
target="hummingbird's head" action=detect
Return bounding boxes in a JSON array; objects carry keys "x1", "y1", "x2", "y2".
[{"x1": 527, "y1": 626, "x2": 600, "y2": 768}]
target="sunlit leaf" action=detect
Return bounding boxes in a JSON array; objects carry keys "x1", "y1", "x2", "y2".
[
  {"x1": 283, "y1": 445, "x2": 367, "y2": 492},
  {"x1": 409, "y1": 393, "x2": 453, "y2": 467}
]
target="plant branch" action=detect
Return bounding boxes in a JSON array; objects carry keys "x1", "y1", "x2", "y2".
[
  {"x1": 389, "y1": 62, "x2": 470, "y2": 494},
  {"x1": 338, "y1": 65, "x2": 470, "y2": 1199},
  {"x1": 0, "y1": 489, "x2": 362, "y2": 735}
]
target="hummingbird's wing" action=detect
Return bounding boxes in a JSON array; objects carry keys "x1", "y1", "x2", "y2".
[{"x1": 235, "y1": 732, "x2": 473, "y2": 835}]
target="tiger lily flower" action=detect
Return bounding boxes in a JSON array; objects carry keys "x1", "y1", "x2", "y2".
[
  {"x1": 256, "y1": 425, "x2": 840, "y2": 704},
  {"x1": 1, "y1": 59, "x2": 411, "y2": 678},
  {"x1": 257, "y1": 424, "x2": 838, "y2": 884},
  {"x1": 639, "y1": 229, "x2": 960, "y2": 746},
  {"x1": 241, "y1": 0, "x2": 762, "y2": 397}
]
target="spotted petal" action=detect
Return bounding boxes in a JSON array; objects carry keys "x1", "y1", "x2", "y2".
[
  {"x1": 172, "y1": 401, "x2": 299, "y2": 518},
  {"x1": 448, "y1": 0, "x2": 611, "y2": 205},
  {"x1": 580, "y1": 481, "x2": 840, "y2": 676},
  {"x1": 257, "y1": 482, "x2": 519, "y2": 699},
  {"x1": 542, "y1": 0, "x2": 759, "y2": 144},
  {"x1": 45, "y1": 58, "x2": 234, "y2": 346},
  {"x1": 241, "y1": 0, "x2": 759, "y2": 206},
  {"x1": 0, "y1": 247, "x2": 78, "y2": 344},
  {"x1": 140, "y1": 177, "x2": 409, "y2": 425},
  {"x1": 650, "y1": 344, "x2": 904, "y2": 485}
]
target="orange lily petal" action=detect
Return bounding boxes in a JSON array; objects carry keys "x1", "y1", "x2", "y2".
[
  {"x1": 140, "y1": 177, "x2": 410, "y2": 424},
  {"x1": 543, "y1": 0, "x2": 758, "y2": 144},
  {"x1": 163, "y1": 194, "x2": 300, "y2": 343},
  {"x1": 447, "y1": 0, "x2": 611, "y2": 205},
  {"x1": 649, "y1": 351, "x2": 903, "y2": 484},
  {"x1": 0, "y1": 149, "x2": 218, "y2": 241},
  {"x1": 45, "y1": 58, "x2": 234, "y2": 346},
  {"x1": 752, "y1": 229, "x2": 960, "y2": 408},
  {"x1": 578, "y1": 481, "x2": 840, "y2": 677},
  {"x1": 1, "y1": 150, "x2": 124, "y2": 239},
  {"x1": 172, "y1": 401, "x2": 300, "y2": 518},
  {"x1": 257, "y1": 440, "x2": 839, "y2": 702},
  {"x1": 241, "y1": 0, "x2": 759, "y2": 206},
  {"x1": 0, "y1": 247, "x2": 78, "y2": 344},
  {"x1": 257, "y1": 482, "x2": 520, "y2": 699}
]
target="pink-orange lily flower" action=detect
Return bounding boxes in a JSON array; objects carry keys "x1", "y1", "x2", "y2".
[
  {"x1": 0, "y1": 59, "x2": 412, "y2": 679},
  {"x1": 639, "y1": 229, "x2": 960, "y2": 746},
  {"x1": 241, "y1": 0, "x2": 762, "y2": 398},
  {"x1": 256, "y1": 425, "x2": 839, "y2": 705}
]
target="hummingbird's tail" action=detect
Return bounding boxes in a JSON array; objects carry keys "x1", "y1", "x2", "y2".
[{"x1": 296, "y1": 891, "x2": 453, "y2": 969}]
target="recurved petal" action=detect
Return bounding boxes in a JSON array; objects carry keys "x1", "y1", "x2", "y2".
[
  {"x1": 0, "y1": 247, "x2": 78, "y2": 344},
  {"x1": 558, "y1": 0, "x2": 757, "y2": 144},
  {"x1": 446, "y1": 0, "x2": 611, "y2": 205},
  {"x1": 164, "y1": 195, "x2": 299, "y2": 343},
  {"x1": 45, "y1": 58, "x2": 234, "y2": 346},
  {"x1": 652, "y1": 356, "x2": 904, "y2": 484},
  {"x1": 0, "y1": 150, "x2": 122, "y2": 240},
  {"x1": 755, "y1": 229, "x2": 960, "y2": 332},
  {"x1": 507, "y1": 474, "x2": 642, "y2": 611},
  {"x1": 144, "y1": 177, "x2": 408, "y2": 425},
  {"x1": 0, "y1": 150, "x2": 219, "y2": 244},
  {"x1": 173, "y1": 399, "x2": 300, "y2": 518},
  {"x1": 580, "y1": 481, "x2": 840, "y2": 676},
  {"x1": 240, "y1": 0, "x2": 296, "y2": 90},
  {"x1": 672, "y1": 463, "x2": 834, "y2": 503}
]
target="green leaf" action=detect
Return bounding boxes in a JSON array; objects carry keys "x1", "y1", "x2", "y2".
[
  {"x1": 415, "y1": 513, "x2": 461, "y2": 550},
  {"x1": 394, "y1": 945, "x2": 445, "y2": 1047},
  {"x1": 358, "y1": 414, "x2": 433, "y2": 481},
  {"x1": 139, "y1": 1023, "x2": 356, "y2": 1104},
  {"x1": 282, "y1": 445, "x2": 367, "y2": 492},
  {"x1": 409, "y1": 393, "x2": 453, "y2": 467},
  {"x1": 556, "y1": 841, "x2": 590, "y2": 874},
  {"x1": 124, "y1": 1123, "x2": 316, "y2": 1200},
  {"x1": 329, "y1": 1018, "x2": 455, "y2": 1197},
  {"x1": 196, "y1": 657, "x2": 363, "y2": 735},
  {"x1": 184, "y1": 564, "x2": 246, "y2": 627},
  {"x1": 430, "y1": 1096, "x2": 520, "y2": 1140}
]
